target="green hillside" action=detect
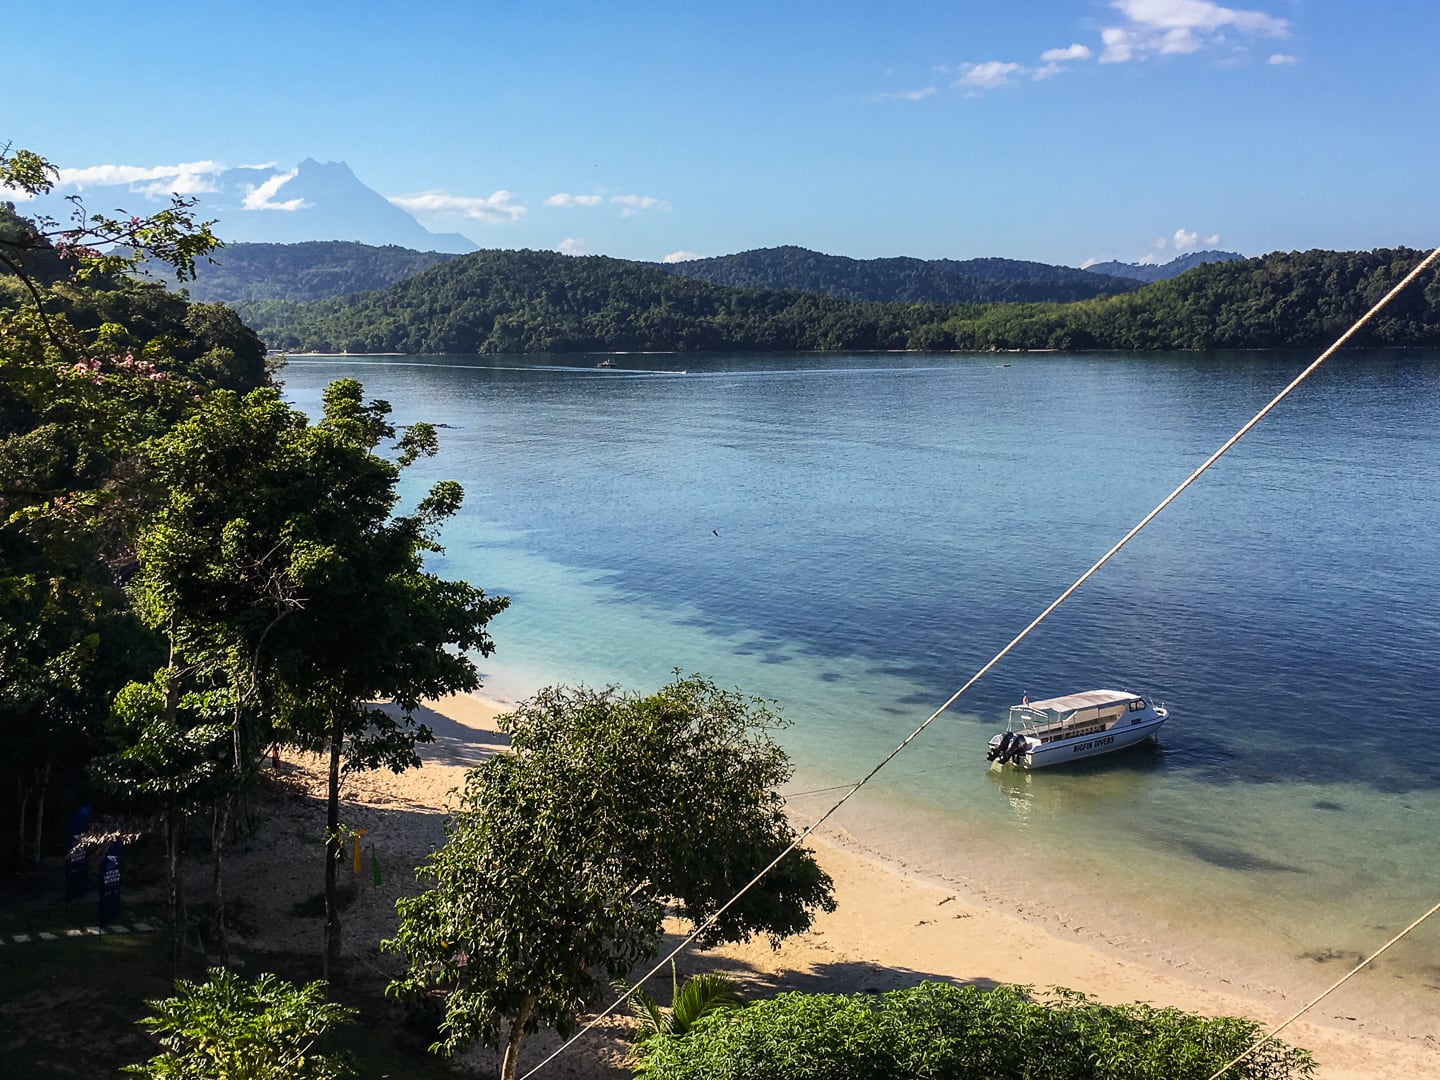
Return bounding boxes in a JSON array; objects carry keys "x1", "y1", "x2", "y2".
[
  {"x1": 654, "y1": 245, "x2": 1141, "y2": 303},
  {"x1": 239, "y1": 246, "x2": 1440, "y2": 354}
]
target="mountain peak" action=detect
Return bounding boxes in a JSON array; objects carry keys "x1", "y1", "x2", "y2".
[{"x1": 180, "y1": 159, "x2": 476, "y2": 252}]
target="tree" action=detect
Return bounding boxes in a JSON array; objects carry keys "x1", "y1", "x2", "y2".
[
  {"x1": 94, "y1": 674, "x2": 231, "y2": 968},
  {"x1": 384, "y1": 673, "x2": 835, "y2": 1080},
  {"x1": 133, "y1": 379, "x2": 507, "y2": 976},
  {"x1": 125, "y1": 967, "x2": 356, "y2": 1080}
]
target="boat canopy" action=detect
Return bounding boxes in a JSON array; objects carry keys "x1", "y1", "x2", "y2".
[{"x1": 1019, "y1": 689, "x2": 1140, "y2": 714}]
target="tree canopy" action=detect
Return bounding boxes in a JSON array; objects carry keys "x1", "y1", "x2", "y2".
[{"x1": 385, "y1": 674, "x2": 835, "y2": 1080}]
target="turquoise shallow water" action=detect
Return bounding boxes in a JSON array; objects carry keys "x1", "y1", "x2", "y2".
[{"x1": 281, "y1": 350, "x2": 1440, "y2": 1029}]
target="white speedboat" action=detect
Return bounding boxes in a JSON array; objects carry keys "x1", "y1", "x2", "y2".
[{"x1": 986, "y1": 689, "x2": 1167, "y2": 769}]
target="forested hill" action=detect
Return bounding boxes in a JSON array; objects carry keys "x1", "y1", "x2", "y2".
[
  {"x1": 184, "y1": 241, "x2": 460, "y2": 303},
  {"x1": 1083, "y1": 249, "x2": 1245, "y2": 283},
  {"x1": 241, "y1": 249, "x2": 926, "y2": 353},
  {"x1": 238, "y1": 246, "x2": 1440, "y2": 355},
  {"x1": 655, "y1": 245, "x2": 1141, "y2": 303}
]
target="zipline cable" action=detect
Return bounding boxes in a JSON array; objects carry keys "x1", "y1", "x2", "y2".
[{"x1": 521, "y1": 244, "x2": 1440, "y2": 1080}]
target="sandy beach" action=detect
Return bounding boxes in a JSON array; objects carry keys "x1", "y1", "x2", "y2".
[{"x1": 219, "y1": 691, "x2": 1440, "y2": 1079}]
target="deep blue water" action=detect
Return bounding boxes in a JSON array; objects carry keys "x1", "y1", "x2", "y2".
[{"x1": 280, "y1": 350, "x2": 1440, "y2": 1018}]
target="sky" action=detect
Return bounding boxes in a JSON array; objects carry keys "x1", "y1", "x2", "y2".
[{"x1": 5, "y1": 1, "x2": 1438, "y2": 267}]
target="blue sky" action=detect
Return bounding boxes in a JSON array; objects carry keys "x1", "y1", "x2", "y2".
[{"x1": 5, "y1": 1, "x2": 1437, "y2": 266}]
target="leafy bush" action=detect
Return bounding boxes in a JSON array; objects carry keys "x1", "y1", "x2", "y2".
[
  {"x1": 632, "y1": 982, "x2": 1315, "y2": 1080},
  {"x1": 124, "y1": 967, "x2": 356, "y2": 1080}
]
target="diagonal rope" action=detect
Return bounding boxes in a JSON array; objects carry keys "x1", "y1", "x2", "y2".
[
  {"x1": 521, "y1": 245, "x2": 1440, "y2": 1080},
  {"x1": 1206, "y1": 897, "x2": 1440, "y2": 1080}
]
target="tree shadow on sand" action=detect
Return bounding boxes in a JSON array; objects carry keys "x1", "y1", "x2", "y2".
[
  {"x1": 646, "y1": 928, "x2": 1004, "y2": 1002},
  {"x1": 373, "y1": 699, "x2": 511, "y2": 770}
]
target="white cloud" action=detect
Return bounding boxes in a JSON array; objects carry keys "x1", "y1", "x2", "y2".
[
  {"x1": 1041, "y1": 43, "x2": 1093, "y2": 62},
  {"x1": 546, "y1": 193, "x2": 604, "y2": 207},
  {"x1": 55, "y1": 160, "x2": 224, "y2": 197},
  {"x1": 874, "y1": 86, "x2": 938, "y2": 101},
  {"x1": 953, "y1": 41, "x2": 1095, "y2": 93},
  {"x1": 662, "y1": 250, "x2": 702, "y2": 263},
  {"x1": 242, "y1": 168, "x2": 306, "y2": 211},
  {"x1": 957, "y1": 61, "x2": 1025, "y2": 89},
  {"x1": 611, "y1": 194, "x2": 671, "y2": 217},
  {"x1": 1153, "y1": 227, "x2": 1223, "y2": 253},
  {"x1": 388, "y1": 190, "x2": 526, "y2": 223},
  {"x1": 1115, "y1": 0, "x2": 1287, "y2": 35},
  {"x1": 542, "y1": 192, "x2": 670, "y2": 217},
  {"x1": 555, "y1": 237, "x2": 587, "y2": 256},
  {"x1": 1101, "y1": 0, "x2": 1289, "y2": 63},
  {"x1": 1268, "y1": 52, "x2": 1298, "y2": 64},
  {"x1": 1080, "y1": 257, "x2": 1099, "y2": 269}
]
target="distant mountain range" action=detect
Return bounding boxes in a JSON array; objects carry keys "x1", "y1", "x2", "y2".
[
  {"x1": 181, "y1": 241, "x2": 1246, "y2": 309},
  {"x1": 1082, "y1": 250, "x2": 1245, "y2": 282}
]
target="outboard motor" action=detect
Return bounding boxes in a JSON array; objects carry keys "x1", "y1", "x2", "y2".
[
  {"x1": 1000, "y1": 736, "x2": 1028, "y2": 765},
  {"x1": 988, "y1": 731, "x2": 1014, "y2": 762}
]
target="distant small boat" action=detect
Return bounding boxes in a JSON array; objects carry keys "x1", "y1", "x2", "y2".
[
  {"x1": 595, "y1": 359, "x2": 617, "y2": 368},
  {"x1": 986, "y1": 689, "x2": 1167, "y2": 768}
]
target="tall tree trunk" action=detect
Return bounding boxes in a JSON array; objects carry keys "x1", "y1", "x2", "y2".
[
  {"x1": 168, "y1": 799, "x2": 183, "y2": 973},
  {"x1": 211, "y1": 799, "x2": 231, "y2": 965},
  {"x1": 501, "y1": 995, "x2": 537, "y2": 1080},
  {"x1": 322, "y1": 712, "x2": 343, "y2": 980},
  {"x1": 16, "y1": 771, "x2": 33, "y2": 869},
  {"x1": 16, "y1": 775, "x2": 33, "y2": 866},
  {"x1": 164, "y1": 652, "x2": 185, "y2": 972},
  {"x1": 30, "y1": 760, "x2": 50, "y2": 866}
]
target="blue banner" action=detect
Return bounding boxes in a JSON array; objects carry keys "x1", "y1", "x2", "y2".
[
  {"x1": 64, "y1": 805, "x2": 90, "y2": 902},
  {"x1": 98, "y1": 843, "x2": 121, "y2": 926}
]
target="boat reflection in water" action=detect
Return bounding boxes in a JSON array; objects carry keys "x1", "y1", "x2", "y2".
[{"x1": 987, "y1": 740, "x2": 1168, "y2": 828}]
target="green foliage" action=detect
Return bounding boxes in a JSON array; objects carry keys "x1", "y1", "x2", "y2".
[
  {"x1": 237, "y1": 245, "x2": 1440, "y2": 356},
  {"x1": 632, "y1": 982, "x2": 1316, "y2": 1080},
  {"x1": 95, "y1": 674, "x2": 231, "y2": 807},
  {"x1": 124, "y1": 967, "x2": 356, "y2": 1080},
  {"x1": 626, "y1": 965, "x2": 746, "y2": 1053},
  {"x1": 384, "y1": 674, "x2": 833, "y2": 1079}
]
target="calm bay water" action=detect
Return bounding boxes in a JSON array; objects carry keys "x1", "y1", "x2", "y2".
[{"x1": 281, "y1": 350, "x2": 1440, "y2": 1028}]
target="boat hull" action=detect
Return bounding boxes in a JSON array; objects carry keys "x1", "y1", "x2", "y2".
[
  {"x1": 1022, "y1": 712, "x2": 1165, "y2": 767},
  {"x1": 987, "y1": 705, "x2": 1167, "y2": 769}
]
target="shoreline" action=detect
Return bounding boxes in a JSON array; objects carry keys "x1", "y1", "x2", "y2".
[
  {"x1": 215, "y1": 689, "x2": 1439, "y2": 1078},
  {"x1": 415, "y1": 691, "x2": 1439, "y2": 1079}
]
